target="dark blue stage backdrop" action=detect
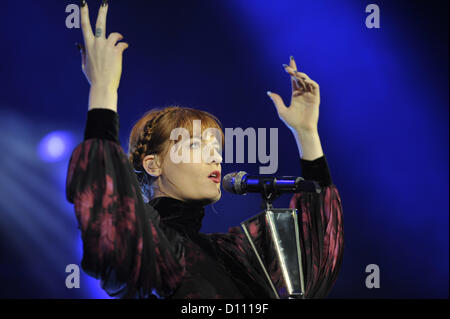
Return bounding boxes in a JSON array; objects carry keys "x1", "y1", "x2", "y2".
[{"x1": 0, "y1": 0, "x2": 447, "y2": 298}]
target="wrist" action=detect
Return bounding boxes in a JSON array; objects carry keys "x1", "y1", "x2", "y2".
[
  {"x1": 294, "y1": 128, "x2": 319, "y2": 139},
  {"x1": 293, "y1": 129, "x2": 324, "y2": 161},
  {"x1": 88, "y1": 85, "x2": 118, "y2": 112}
]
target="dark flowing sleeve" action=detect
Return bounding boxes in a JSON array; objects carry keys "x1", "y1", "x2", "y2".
[
  {"x1": 288, "y1": 156, "x2": 344, "y2": 298},
  {"x1": 66, "y1": 109, "x2": 186, "y2": 298},
  {"x1": 227, "y1": 155, "x2": 344, "y2": 299}
]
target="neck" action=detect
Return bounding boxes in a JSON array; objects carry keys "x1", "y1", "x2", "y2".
[{"x1": 148, "y1": 196, "x2": 206, "y2": 236}]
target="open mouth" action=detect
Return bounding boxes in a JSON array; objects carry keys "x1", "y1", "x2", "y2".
[{"x1": 208, "y1": 171, "x2": 221, "y2": 183}]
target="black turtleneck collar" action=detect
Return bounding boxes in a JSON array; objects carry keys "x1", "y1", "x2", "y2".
[{"x1": 148, "y1": 197, "x2": 205, "y2": 236}]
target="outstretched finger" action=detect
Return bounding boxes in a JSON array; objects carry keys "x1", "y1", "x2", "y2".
[
  {"x1": 80, "y1": 0, "x2": 94, "y2": 44},
  {"x1": 289, "y1": 56, "x2": 301, "y2": 91},
  {"x1": 284, "y1": 64, "x2": 307, "y2": 91},
  {"x1": 95, "y1": 0, "x2": 109, "y2": 38},
  {"x1": 289, "y1": 55, "x2": 297, "y2": 71}
]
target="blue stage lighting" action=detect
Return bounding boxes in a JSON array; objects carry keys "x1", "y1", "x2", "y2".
[{"x1": 38, "y1": 131, "x2": 74, "y2": 162}]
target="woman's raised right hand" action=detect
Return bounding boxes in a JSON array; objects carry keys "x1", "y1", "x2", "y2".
[{"x1": 78, "y1": 0, "x2": 128, "y2": 111}]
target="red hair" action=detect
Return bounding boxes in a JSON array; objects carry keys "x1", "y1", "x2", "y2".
[{"x1": 128, "y1": 106, "x2": 224, "y2": 201}]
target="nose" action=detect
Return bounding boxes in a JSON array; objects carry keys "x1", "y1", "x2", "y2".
[
  {"x1": 208, "y1": 148, "x2": 223, "y2": 164},
  {"x1": 211, "y1": 150, "x2": 222, "y2": 164}
]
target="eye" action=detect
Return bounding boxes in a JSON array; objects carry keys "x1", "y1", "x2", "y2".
[{"x1": 190, "y1": 141, "x2": 201, "y2": 149}]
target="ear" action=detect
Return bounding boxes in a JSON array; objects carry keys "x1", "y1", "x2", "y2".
[{"x1": 142, "y1": 154, "x2": 162, "y2": 178}]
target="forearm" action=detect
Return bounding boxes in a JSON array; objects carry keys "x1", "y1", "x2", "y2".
[
  {"x1": 292, "y1": 129, "x2": 324, "y2": 161},
  {"x1": 88, "y1": 85, "x2": 118, "y2": 112}
]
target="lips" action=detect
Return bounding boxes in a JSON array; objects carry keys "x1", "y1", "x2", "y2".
[{"x1": 208, "y1": 170, "x2": 221, "y2": 183}]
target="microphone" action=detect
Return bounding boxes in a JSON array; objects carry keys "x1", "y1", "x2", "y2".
[{"x1": 222, "y1": 171, "x2": 321, "y2": 195}]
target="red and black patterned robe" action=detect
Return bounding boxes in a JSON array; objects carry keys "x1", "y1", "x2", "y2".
[{"x1": 66, "y1": 109, "x2": 344, "y2": 299}]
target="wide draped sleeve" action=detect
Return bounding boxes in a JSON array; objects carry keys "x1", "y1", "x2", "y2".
[{"x1": 65, "y1": 109, "x2": 186, "y2": 298}]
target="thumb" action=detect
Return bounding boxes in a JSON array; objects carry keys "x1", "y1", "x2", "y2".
[{"x1": 266, "y1": 91, "x2": 287, "y2": 115}]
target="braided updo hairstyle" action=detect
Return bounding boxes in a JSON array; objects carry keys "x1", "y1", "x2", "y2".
[{"x1": 128, "y1": 106, "x2": 224, "y2": 202}]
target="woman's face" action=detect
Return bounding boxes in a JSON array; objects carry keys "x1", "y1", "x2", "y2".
[{"x1": 152, "y1": 133, "x2": 223, "y2": 205}]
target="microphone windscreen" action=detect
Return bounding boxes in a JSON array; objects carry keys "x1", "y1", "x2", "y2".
[{"x1": 223, "y1": 171, "x2": 247, "y2": 194}]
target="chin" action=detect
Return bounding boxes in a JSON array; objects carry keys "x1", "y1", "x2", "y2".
[
  {"x1": 201, "y1": 189, "x2": 222, "y2": 205},
  {"x1": 211, "y1": 191, "x2": 222, "y2": 204}
]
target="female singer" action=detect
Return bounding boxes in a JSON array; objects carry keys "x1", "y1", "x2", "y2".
[{"x1": 67, "y1": 0, "x2": 344, "y2": 298}]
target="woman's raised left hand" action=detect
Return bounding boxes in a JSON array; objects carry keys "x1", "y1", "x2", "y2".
[{"x1": 267, "y1": 56, "x2": 320, "y2": 133}]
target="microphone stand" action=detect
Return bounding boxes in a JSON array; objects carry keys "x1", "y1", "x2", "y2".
[
  {"x1": 260, "y1": 181, "x2": 280, "y2": 211},
  {"x1": 241, "y1": 177, "x2": 321, "y2": 299},
  {"x1": 258, "y1": 176, "x2": 321, "y2": 210}
]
